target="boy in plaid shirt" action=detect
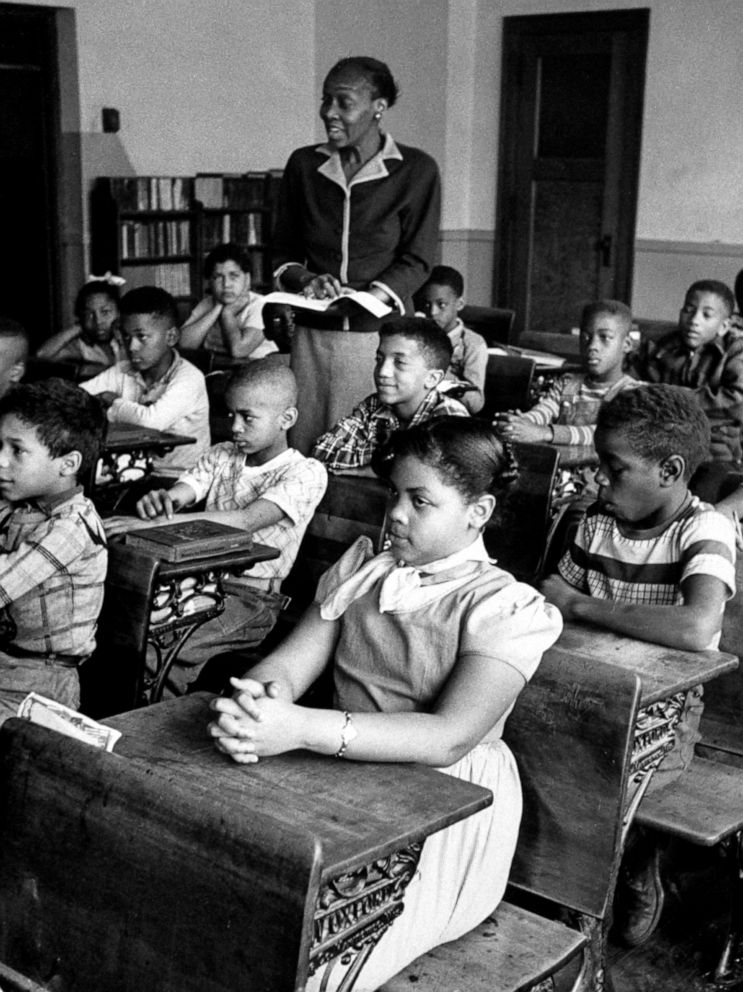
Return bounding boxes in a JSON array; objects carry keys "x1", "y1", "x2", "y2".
[
  {"x1": 312, "y1": 317, "x2": 468, "y2": 475},
  {"x1": 0, "y1": 379, "x2": 107, "y2": 722}
]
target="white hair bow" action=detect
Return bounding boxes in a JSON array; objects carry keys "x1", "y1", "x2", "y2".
[{"x1": 87, "y1": 271, "x2": 126, "y2": 287}]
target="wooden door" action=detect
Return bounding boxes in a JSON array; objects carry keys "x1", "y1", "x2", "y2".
[
  {"x1": 0, "y1": 6, "x2": 63, "y2": 344},
  {"x1": 495, "y1": 10, "x2": 648, "y2": 341}
]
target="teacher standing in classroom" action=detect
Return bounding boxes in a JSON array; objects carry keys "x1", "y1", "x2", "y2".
[{"x1": 272, "y1": 56, "x2": 441, "y2": 453}]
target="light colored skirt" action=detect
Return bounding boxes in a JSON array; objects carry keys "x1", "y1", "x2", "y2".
[
  {"x1": 289, "y1": 325, "x2": 378, "y2": 455},
  {"x1": 307, "y1": 738, "x2": 523, "y2": 992}
]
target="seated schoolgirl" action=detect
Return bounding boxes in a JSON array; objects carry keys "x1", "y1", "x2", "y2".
[
  {"x1": 36, "y1": 276, "x2": 125, "y2": 372},
  {"x1": 209, "y1": 416, "x2": 562, "y2": 991}
]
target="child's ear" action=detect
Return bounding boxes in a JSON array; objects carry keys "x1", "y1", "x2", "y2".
[
  {"x1": 280, "y1": 406, "x2": 298, "y2": 431},
  {"x1": 59, "y1": 450, "x2": 82, "y2": 478},
  {"x1": 659, "y1": 454, "x2": 685, "y2": 487},
  {"x1": 621, "y1": 333, "x2": 632, "y2": 355},
  {"x1": 8, "y1": 361, "x2": 24, "y2": 384},
  {"x1": 457, "y1": 298, "x2": 465, "y2": 314},
  {"x1": 423, "y1": 369, "x2": 445, "y2": 390},
  {"x1": 469, "y1": 493, "x2": 496, "y2": 531},
  {"x1": 165, "y1": 326, "x2": 178, "y2": 347}
]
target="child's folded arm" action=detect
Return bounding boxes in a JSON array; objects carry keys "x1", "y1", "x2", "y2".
[
  {"x1": 107, "y1": 374, "x2": 198, "y2": 432},
  {"x1": 0, "y1": 517, "x2": 94, "y2": 606},
  {"x1": 179, "y1": 296, "x2": 221, "y2": 349},
  {"x1": 542, "y1": 572, "x2": 727, "y2": 651}
]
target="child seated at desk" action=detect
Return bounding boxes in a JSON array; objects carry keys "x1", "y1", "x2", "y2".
[
  {"x1": 209, "y1": 417, "x2": 562, "y2": 991},
  {"x1": 81, "y1": 286, "x2": 210, "y2": 476},
  {"x1": 0, "y1": 379, "x2": 107, "y2": 722},
  {"x1": 180, "y1": 242, "x2": 277, "y2": 363},
  {"x1": 629, "y1": 280, "x2": 743, "y2": 471},
  {"x1": 541, "y1": 384, "x2": 736, "y2": 947},
  {"x1": 35, "y1": 275, "x2": 124, "y2": 373},
  {"x1": 415, "y1": 264, "x2": 488, "y2": 414},
  {"x1": 0, "y1": 318, "x2": 28, "y2": 397},
  {"x1": 312, "y1": 317, "x2": 468, "y2": 475},
  {"x1": 495, "y1": 299, "x2": 636, "y2": 450},
  {"x1": 104, "y1": 358, "x2": 327, "y2": 696}
]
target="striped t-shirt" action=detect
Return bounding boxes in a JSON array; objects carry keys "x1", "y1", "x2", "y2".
[{"x1": 558, "y1": 496, "x2": 736, "y2": 608}]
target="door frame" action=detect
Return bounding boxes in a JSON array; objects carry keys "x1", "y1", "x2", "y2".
[{"x1": 494, "y1": 9, "x2": 649, "y2": 337}]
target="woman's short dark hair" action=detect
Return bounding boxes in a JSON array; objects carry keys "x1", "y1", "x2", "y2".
[
  {"x1": 373, "y1": 416, "x2": 518, "y2": 503},
  {"x1": 596, "y1": 384, "x2": 710, "y2": 480},
  {"x1": 326, "y1": 56, "x2": 399, "y2": 107},
  {"x1": 74, "y1": 281, "x2": 120, "y2": 324}
]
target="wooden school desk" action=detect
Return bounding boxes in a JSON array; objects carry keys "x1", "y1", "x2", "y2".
[
  {"x1": 546, "y1": 623, "x2": 738, "y2": 825},
  {"x1": 0, "y1": 695, "x2": 492, "y2": 992}
]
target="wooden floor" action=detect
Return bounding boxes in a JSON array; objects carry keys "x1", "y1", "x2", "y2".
[{"x1": 608, "y1": 840, "x2": 742, "y2": 992}]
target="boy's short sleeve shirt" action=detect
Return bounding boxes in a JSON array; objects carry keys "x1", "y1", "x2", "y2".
[
  {"x1": 178, "y1": 445, "x2": 327, "y2": 581},
  {"x1": 558, "y1": 496, "x2": 736, "y2": 605}
]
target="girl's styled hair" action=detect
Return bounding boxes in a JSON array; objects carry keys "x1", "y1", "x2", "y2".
[
  {"x1": 74, "y1": 281, "x2": 120, "y2": 325},
  {"x1": 373, "y1": 416, "x2": 518, "y2": 503}
]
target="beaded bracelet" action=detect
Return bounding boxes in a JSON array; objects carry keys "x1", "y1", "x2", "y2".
[{"x1": 334, "y1": 710, "x2": 357, "y2": 758}]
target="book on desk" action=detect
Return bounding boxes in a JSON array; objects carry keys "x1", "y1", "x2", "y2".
[{"x1": 124, "y1": 519, "x2": 253, "y2": 562}]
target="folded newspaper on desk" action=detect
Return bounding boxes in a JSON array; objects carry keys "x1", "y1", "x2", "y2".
[{"x1": 17, "y1": 692, "x2": 121, "y2": 752}]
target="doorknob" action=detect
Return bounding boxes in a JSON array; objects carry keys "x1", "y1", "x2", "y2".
[{"x1": 597, "y1": 234, "x2": 613, "y2": 267}]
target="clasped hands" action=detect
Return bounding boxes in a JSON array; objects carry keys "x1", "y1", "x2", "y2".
[{"x1": 208, "y1": 676, "x2": 300, "y2": 763}]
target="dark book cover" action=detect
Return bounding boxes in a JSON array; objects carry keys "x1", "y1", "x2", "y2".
[{"x1": 124, "y1": 520, "x2": 254, "y2": 562}]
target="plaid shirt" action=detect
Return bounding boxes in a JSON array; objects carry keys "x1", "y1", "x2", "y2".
[
  {"x1": 312, "y1": 390, "x2": 469, "y2": 472},
  {"x1": 178, "y1": 445, "x2": 327, "y2": 583},
  {"x1": 0, "y1": 488, "x2": 107, "y2": 661}
]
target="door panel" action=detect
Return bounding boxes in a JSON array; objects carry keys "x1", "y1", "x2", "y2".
[{"x1": 496, "y1": 10, "x2": 648, "y2": 341}]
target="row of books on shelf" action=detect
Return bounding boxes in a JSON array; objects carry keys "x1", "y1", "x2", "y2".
[
  {"x1": 109, "y1": 177, "x2": 194, "y2": 213},
  {"x1": 202, "y1": 212, "x2": 264, "y2": 249},
  {"x1": 194, "y1": 170, "x2": 283, "y2": 209},
  {"x1": 122, "y1": 263, "x2": 193, "y2": 299},
  {"x1": 120, "y1": 220, "x2": 191, "y2": 260}
]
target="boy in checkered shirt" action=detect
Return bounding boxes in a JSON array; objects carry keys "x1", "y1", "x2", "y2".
[
  {"x1": 0, "y1": 379, "x2": 107, "y2": 722},
  {"x1": 541, "y1": 384, "x2": 735, "y2": 947},
  {"x1": 105, "y1": 357, "x2": 327, "y2": 695}
]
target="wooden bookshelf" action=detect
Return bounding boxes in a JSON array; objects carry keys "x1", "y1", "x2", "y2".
[{"x1": 91, "y1": 171, "x2": 284, "y2": 310}]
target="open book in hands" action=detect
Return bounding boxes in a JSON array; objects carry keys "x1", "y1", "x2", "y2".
[{"x1": 262, "y1": 290, "x2": 392, "y2": 320}]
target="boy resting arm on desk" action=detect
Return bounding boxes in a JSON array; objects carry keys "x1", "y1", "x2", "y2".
[
  {"x1": 0, "y1": 380, "x2": 108, "y2": 722},
  {"x1": 81, "y1": 286, "x2": 210, "y2": 475},
  {"x1": 104, "y1": 358, "x2": 327, "y2": 696},
  {"x1": 541, "y1": 384, "x2": 735, "y2": 651},
  {"x1": 312, "y1": 317, "x2": 468, "y2": 477},
  {"x1": 496, "y1": 299, "x2": 637, "y2": 446},
  {"x1": 541, "y1": 383, "x2": 736, "y2": 948}
]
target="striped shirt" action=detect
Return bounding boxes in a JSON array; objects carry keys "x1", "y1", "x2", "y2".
[
  {"x1": 178, "y1": 445, "x2": 327, "y2": 583},
  {"x1": 558, "y1": 497, "x2": 736, "y2": 609},
  {"x1": 0, "y1": 488, "x2": 107, "y2": 661},
  {"x1": 312, "y1": 390, "x2": 469, "y2": 472},
  {"x1": 520, "y1": 373, "x2": 638, "y2": 445}
]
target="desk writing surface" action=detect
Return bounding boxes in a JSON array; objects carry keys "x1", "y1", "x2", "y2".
[
  {"x1": 550, "y1": 623, "x2": 738, "y2": 705},
  {"x1": 106, "y1": 694, "x2": 491, "y2": 880},
  {"x1": 104, "y1": 423, "x2": 196, "y2": 451}
]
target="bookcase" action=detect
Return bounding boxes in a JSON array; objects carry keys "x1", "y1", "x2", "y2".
[{"x1": 90, "y1": 171, "x2": 284, "y2": 313}]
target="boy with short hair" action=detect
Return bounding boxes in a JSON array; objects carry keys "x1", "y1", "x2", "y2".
[
  {"x1": 0, "y1": 379, "x2": 108, "y2": 722},
  {"x1": 81, "y1": 286, "x2": 210, "y2": 475},
  {"x1": 415, "y1": 265, "x2": 488, "y2": 414},
  {"x1": 180, "y1": 242, "x2": 277, "y2": 361},
  {"x1": 630, "y1": 279, "x2": 743, "y2": 464},
  {"x1": 0, "y1": 317, "x2": 29, "y2": 397},
  {"x1": 541, "y1": 384, "x2": 736, "y2": 946},
  {"x1": 312, "y1": 317, "x2": 469, "y2": 474},
  {"x1": 497, "y1": 299, "x2": 636, "y2": 446},
  {"x1": 104, "y1": 357, "x2": 327, "y2": 695}
]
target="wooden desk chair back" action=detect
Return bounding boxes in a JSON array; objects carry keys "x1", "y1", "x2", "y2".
[
  {"x1": 204, "y1": 369, "x2": 233, "y2": 443},
  {"x1": 79, "y1": 543, "x2": 161, "y2": 718},
  {"x1": 481, "y1": 354, "x2": 536, "y2": 420},
  {"x1": 281, "y1": 474, "x2": 389, "y2": 613},
  {"x1": 504, "y1": 651, "x2": 641, "y2": 922},
  {"x1": 484, "y1": 441, "x2": 559, "y2": 584},
  {"x1": 0, "y1": 719, "x2": 322, "y2": 992},
  {"x1": 460, "y1": 305, "x2": 517, "y2": 347}
]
